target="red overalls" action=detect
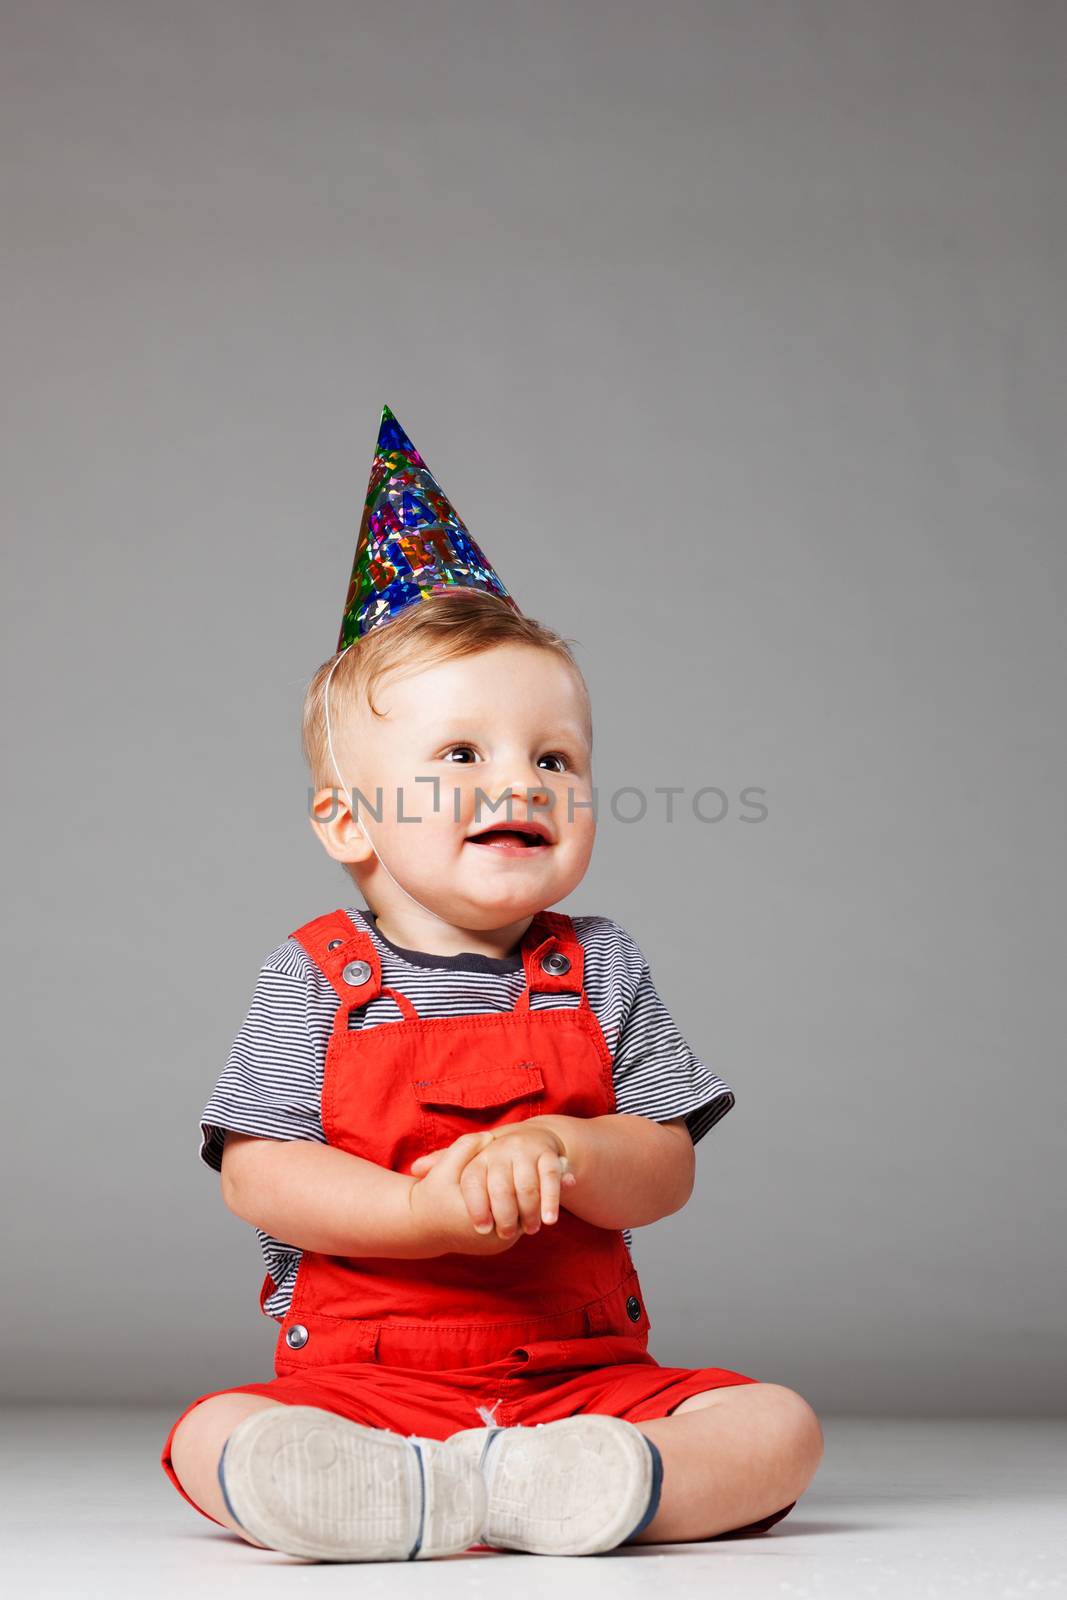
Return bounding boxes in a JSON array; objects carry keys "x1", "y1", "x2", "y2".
[{"x1": 162, "y1": 907, "x2": 796, "y2": 1541}]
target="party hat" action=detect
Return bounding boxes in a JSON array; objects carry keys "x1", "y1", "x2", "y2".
[{"x1": 337, "y1": 405, "x2": 520, "y2": 649}]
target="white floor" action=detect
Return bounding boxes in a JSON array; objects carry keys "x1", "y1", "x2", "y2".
[{"x1": 3, "y1": 1408, "x2": 1065, "y2": 1598}]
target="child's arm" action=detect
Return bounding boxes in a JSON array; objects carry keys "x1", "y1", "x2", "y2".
[
  {"x1": 221, "y1": 1133, "x2": 428, "y2": 1257},
  {"x1": 413, "y1": 1113, "x2": 693, "y2": 1238},
  {"x1": 525, "y1": 1112, "x2": 696, "y2": 1231},
  {"x1": 221, "y1": 1130, "x2": 522, "y2": 1259}
]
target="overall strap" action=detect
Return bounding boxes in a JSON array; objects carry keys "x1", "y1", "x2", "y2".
[
  {"x1": 513, "y1": 910, "x2": 589, "y2": 1014},
  {"x1": 288, "y1": 909, "x2": 420, "y2": 1025}
]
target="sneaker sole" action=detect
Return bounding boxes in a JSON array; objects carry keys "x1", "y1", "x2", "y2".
[
  {"x1": 464, "y1": 1415, "x2": 657, "y2": 1556},
  {"x1": 218, "y1": 1406, "x2": 486, "y2": 1562}
]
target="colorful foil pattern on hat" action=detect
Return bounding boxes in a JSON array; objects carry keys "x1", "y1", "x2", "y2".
[{"x1": 337, "y1": 405, "x2": 520, "y2": 649}]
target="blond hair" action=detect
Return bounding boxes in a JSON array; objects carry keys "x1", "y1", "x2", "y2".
[{"x1": 302, "y1": 591, "x2": 592, "y2": 792}]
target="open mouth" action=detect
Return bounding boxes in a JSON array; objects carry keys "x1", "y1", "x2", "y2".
[{"x1": 465, "y1": 828, "x2": 550, "y2": 852}]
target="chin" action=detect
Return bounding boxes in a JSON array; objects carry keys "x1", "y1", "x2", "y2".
[{"x1": 461, "y1": 891, "x2": 549, "y2": 926}]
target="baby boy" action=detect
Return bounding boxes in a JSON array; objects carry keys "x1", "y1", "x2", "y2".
[{"x1": 160, "y1": 408, "x2": 822, "y2": 1561}]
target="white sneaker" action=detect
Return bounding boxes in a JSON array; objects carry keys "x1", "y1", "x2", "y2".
[
  {"x1": 444, "y1": 1414, "x2": 664, "y2": 1556},
  {"x1": 217, "y1": 1405, "x2": 487, "y2": 1562}
]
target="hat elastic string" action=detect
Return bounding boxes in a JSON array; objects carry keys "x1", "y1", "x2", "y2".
[{"x1": 322, "y1": 648, "x2": 452, "y2": 925}]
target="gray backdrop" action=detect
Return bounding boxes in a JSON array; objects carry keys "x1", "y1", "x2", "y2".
[{"x1": 3, "y1": 0, "x2": 1064, "y2": 1415}]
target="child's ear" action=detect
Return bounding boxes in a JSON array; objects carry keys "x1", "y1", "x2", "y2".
[{"x1": 307, "y1": 785, "x2": 375, "y2": 866}]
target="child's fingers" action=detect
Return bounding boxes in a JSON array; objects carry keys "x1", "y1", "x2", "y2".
[
  {"x1": 485, "y1": 1161, "x2": 522, "y2": 1239},
  {"x1": 512, "y1": 1156, "x2": 544, "y2": 1233},
  {"x1": 537, "y1": 1150, "x2": 566, "y2": 1224},
  {"x1": 459, "y1": 1153, "x2": 497, "y2": 1235}
]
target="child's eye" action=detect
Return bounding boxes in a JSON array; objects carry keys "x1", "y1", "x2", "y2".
[
  {"x1": 538, "y1": 753, "x2": 568, "y2": 774},
  {"x1": 442, "y1": 745, "x2": 480, "y2": 764}
]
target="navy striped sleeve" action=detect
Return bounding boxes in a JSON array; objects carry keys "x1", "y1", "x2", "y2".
[
  {"x1": 607, "y1": 922, "x2": 735, "y2": 1146},
  {"x1": 198, "y1": 942, "x2": 327, "y2": 1173}
]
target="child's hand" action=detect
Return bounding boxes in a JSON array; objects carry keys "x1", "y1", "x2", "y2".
[
  {"x1": 410, "y1": 1124, "x2": 577, "y2": 1242},
  {"x1": 406, "y1": 1132, "x2": 526, "y2": 1257}
]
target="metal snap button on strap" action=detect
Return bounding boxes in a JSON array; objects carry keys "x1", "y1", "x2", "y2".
[
  {"x1": 342, "y1": 959, "x2": 372, "y2": 986},
  {"x1": 285, "y1": 1324, "x2": 309, "y2": 1349},
  {"x1": 326, "y1": 938, "x2": 344, "y2": 951},
  {"x1": 626, "y1": 1295, "x2": 642, "y2": 1322},
  {"x1": 540, "y1": 950, "x2": 571, "y2": 976}
]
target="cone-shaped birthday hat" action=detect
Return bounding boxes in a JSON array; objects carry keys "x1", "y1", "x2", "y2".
[{"x1": 337, "y1": 405, "x2": 520, "y2": 649}]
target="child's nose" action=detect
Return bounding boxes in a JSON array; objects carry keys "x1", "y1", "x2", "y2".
[
  {"x1": 506, "y1": 770, "x2": 556, "y2": 806},
  {"x1": 472, "y1": 776, "x2": 552, "y2": 820}
]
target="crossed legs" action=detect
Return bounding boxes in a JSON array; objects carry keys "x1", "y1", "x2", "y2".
[{"x1": 167, "y1": 1379, "x2": 822, "y2": 1549}]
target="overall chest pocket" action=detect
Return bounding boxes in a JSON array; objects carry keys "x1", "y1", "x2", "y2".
[{"x1": 411, "y1": 1061, "x2": 546, "y2": 1150}]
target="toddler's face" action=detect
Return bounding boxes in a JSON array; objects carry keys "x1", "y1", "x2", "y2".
[{"x1": 322, "y1": 643, "x2": 596, "y2": 932}]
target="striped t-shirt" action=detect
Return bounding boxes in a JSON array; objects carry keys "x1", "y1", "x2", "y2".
[{"x1": 200, "y1": 906, "x2": 735, "y2": 1321}]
